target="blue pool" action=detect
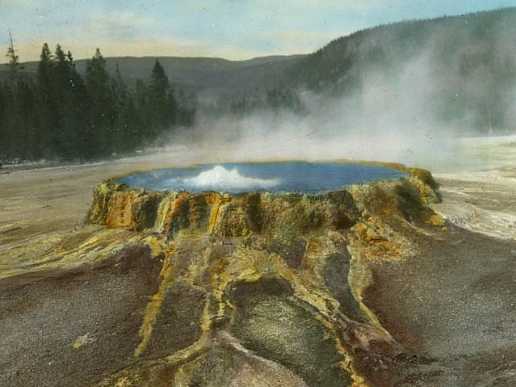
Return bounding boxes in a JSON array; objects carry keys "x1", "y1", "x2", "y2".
[{"x1": 117, "y1": 162, "x2": 406, "y2": 194}]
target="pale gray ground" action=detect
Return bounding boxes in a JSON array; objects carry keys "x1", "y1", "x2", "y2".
[{"x1": 369, "y1": 137, "x2": 516, "y2": 386}]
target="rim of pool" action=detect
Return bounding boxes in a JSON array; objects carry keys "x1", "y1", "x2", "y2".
[{"x1": 114, "y1": 161, "x2": 407, "y2": 194}]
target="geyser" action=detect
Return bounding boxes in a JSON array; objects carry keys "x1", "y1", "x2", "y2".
[
  {"x1": 116, "y1": 162, "x2": 406, "y2": 194},
  {"x1": 83, "y1": 161, "x2": 443, "y2": 386}
]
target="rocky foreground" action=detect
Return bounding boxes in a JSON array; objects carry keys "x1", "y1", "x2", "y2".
[{"x1": 1, "y1": 161, "x2": 515, "y2": 387}]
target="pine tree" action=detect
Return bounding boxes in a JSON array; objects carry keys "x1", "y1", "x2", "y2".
[
  {"x1": 36, "y1": 43, "x2": 57, "y2": 158},
  {"x1": 53, "y1": 46, "x2": 91, "y2": 160},
  {"x1": 67, "y1": 52, "x2": 92, "y2": 160},
  {"x1": 86, "y1": 48, "x2": 115, "y2": 157},
  {"x1": 111, "y1": 63, "x2": 132, "y2": 153},
  {"x1": 148, "y1": 59, "x2": 176, "y2": 136},
  {"x1": 37, "y1": 43, "x2": 53, "y2": 91},
  {"x1": 5, "y1": 31, "x2": 20, "y2": 80},
  {"x1": 150, "y1": 60, "x2": 169, "y2": 98},
  {"x1": 15, "y1": 79, "x2": 38, "y2": 159},
  {"x1": 51, "y1": 44, "x2": 69, "y2": 156},
  {"x1": 0, "y1": 82, "x2": 14, "y2": 159}
]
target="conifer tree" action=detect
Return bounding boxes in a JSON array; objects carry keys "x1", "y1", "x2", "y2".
[
  {"x1": 15, "y1": 79, "x2": 38, "y2": 159},
  {"x1": 86, "y1": 48, "x2": 115, "y2": 157},
  {"x1": 148, "y1": 59, "x2": 176, "y2": 135},
  {"x1": 5, "y1": 31, "x2": 20, "y2": 80},
  {"x1": 36, "y1": 43, "x2": 56, "y2": 157}
]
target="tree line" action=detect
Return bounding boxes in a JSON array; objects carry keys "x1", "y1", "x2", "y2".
[{"x1": 0, "y1": 43, "x2": 196, "y2": 162}]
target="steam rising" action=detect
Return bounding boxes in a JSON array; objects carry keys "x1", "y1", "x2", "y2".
[
  {"x1": 156, "y1": 12, "x2": 516, "y2": 173},
  {"x1": 182, "y1": 165, "x2": 280, "y2": 191}
]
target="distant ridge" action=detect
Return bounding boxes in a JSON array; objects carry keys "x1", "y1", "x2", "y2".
[{"x1": 1, "y1": 54, "x2": 306, "y2": 98}]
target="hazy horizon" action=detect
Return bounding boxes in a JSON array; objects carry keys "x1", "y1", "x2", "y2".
[{"x1": 3, "y1": 1, "x2": 516, "y2": 63}]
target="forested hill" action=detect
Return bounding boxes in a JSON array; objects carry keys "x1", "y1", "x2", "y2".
[
  {"x1": 290, "y1": 7, "x2": 516, "y2": 88},
  {"x1": 220, "y1": 7, "x2": 516, "y2": 131},
  {"x1": 285, "y1": 7, "x2": 516, "y2": 131}
]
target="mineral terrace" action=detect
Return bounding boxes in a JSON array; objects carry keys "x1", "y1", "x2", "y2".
[{"x1": 1, "y1": 165, "x2": 452, "y2": 386}]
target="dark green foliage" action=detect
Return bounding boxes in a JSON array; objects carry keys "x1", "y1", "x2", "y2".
[
  {"x1": 0, "y1": 45, "x2": 196, "y2": 163},
  {"x1": 85, "y1": 48, "x2": 116, "y2": 158},
  {"x1": 146, "y1": 60, "x2": 176, "y2": 136}
]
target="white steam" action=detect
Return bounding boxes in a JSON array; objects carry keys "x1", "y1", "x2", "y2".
[
  {"x1": 174, "y1": 165, "x2": 279, "y2": 191},
  {"x1": 165, "y1": 49, "x2": 473, "y2": 172},
  {"x1": 155, "y1": 16, "x2": 516, "y2": 173}
]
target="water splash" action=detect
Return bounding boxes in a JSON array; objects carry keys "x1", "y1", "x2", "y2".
[{"x1": 171, "y1": 165, "x2": 280, "y2": 192}]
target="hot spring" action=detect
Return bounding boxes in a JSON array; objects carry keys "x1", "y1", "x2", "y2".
[{"x1": 116, "y1": 162, "x2": 406, "y2": 194}]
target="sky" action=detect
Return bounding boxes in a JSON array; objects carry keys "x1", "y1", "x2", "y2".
[{"x1": 2, "y1": 0, "x2": 516, "y2": 62}]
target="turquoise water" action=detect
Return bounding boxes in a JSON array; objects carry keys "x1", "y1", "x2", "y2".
[{"x1": 117, "y1": 162, "x2": 406, "y2": 194}]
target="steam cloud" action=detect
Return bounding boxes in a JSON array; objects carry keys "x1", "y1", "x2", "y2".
[{"x1": 157, "y1": 14, "x2": 516, "y2": 172}]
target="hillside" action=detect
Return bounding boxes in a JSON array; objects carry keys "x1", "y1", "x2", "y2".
[{"x1": 287, "y1": 7, "x2": 516, "y2": 131}]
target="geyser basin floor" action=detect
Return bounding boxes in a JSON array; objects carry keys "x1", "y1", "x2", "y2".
[{"x1": 116, "y1": 162, "x2": 406, "y2": 194}]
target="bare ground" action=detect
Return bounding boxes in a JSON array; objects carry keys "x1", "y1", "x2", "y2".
[{"x1": 1, "y1": 146, "x2": 516, "y2": 386}]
